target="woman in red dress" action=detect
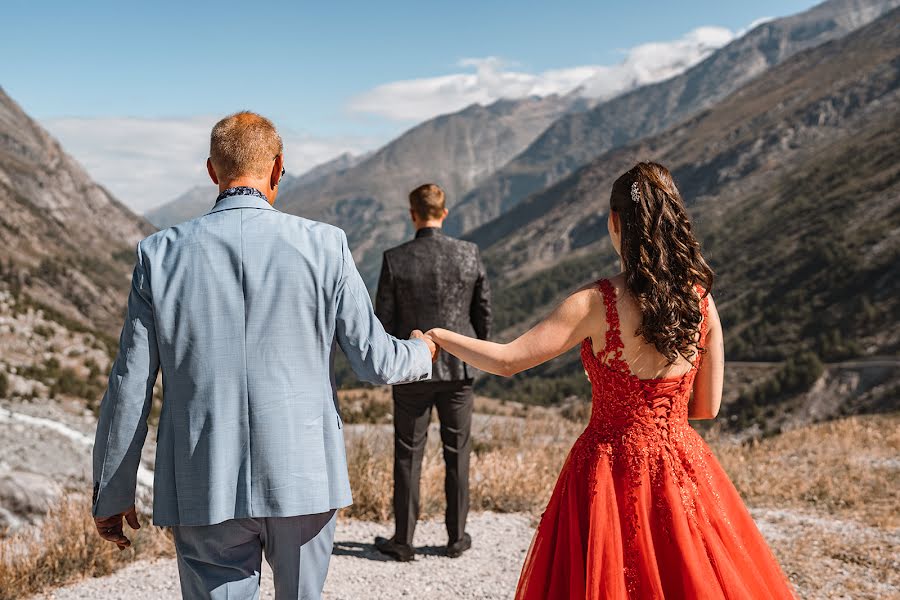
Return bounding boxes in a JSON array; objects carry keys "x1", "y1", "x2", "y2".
[{"x1": 427, "y1": 162, "x2": 795, "y2": 599}]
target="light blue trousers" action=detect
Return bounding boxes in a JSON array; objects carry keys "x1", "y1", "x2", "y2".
[{"x1": 172, "y1": 510, "x2": 337, "y2": 600}]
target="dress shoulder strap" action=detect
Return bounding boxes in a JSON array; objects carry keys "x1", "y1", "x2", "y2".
[
  {"x1": 696, "y1": 284, "x2": 711, "y2": 348},
  {"x1": 692, "y1": 286, "x2": 712, "y2": 378},
  {"x1": 597, "y1": 279, "x2": 625, "y2": 362}
]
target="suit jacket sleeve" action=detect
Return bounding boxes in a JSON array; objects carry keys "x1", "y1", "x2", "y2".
[
  {"x1": 92, "y1": 242, "x2": 160, "y2": 518},
  {"x1": 470, "y1": 247, "x2": 492, "y2": 340},
  {"x1": 374, "y1": 252, "x2": 395, "y2": 336},
  {"x1": 335, "y1": 231, "x2": 432, "y2": 385}
]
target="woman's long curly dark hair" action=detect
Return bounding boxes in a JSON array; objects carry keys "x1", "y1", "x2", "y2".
[{"x1": 610, "y1": 162, "x2": 714, "y2": 364}]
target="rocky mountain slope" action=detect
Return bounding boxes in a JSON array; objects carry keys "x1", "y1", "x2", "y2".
[
  {"x1": 275, "y1": 95, "x2": 586, "y2": 283},
  {"x1": 290, "y1": 151, "x2": 367, "y2": 187},
  {"x1": 0, "y1": 87, "x2": 154, "y2": 332},
  {"x1": 447, "y1": 0, "x2": 900, "y2": 236},
  {"x1": 467, "y1": 7, "x2": 900, "y2": 407}
]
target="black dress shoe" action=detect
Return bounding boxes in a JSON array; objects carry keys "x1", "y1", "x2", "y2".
[
  {"x1": 375, "y1": 536, "x2": 415, "y2": 562},
  {"x1": 446, "y1": 533, "x2": 472, "y2": 558}
]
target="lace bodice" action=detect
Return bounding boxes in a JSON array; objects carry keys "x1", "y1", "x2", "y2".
[{"x1": 580, "y1": 278, "x2": 709, "y2": 440}]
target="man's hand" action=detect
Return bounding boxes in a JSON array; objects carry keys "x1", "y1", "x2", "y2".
[
  {"x1": 424, "y1": 332, "x2": 441, "y2": 362},
  {"x1": 94, "y1": 505, "x2": 140, "y2": 550},
  {"x1": 410, "y1": 329, "x2": 439, "y2": 362}
]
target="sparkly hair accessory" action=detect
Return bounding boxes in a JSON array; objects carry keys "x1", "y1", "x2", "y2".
[{"x1": 630, "y1": 181, "x2": 641, "y2": 203}]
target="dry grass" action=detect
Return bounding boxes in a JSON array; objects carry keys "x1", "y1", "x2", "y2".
[
  {"x1": 344, "y1": 403, "x2": 899, "y2": 530},
  {"x1": 342, "y1": 415, "x2": 578, "y2": 520},
  {"x1": 338, "y1": 386, "x2": 581, "y2": 521},
  {"x1": 709, "y1": 414, "x2": 900, "y2": 528},
  {"x1": 707, "y1": 414, "x2": 899, "y2": 597},
  {"x1": 0, "y1": 496, "x2": 172, "y2": 600},
  {"x1": 337, "y1": 388, "x2": 393, "y2": 425}
]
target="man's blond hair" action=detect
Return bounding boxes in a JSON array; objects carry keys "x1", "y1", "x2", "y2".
[
  {"x1": 210, "y1": 111, "x2": 283, "y2": 181},
  {"x1": 409, "y1": 183, "x2": 446, "y2": 220}
]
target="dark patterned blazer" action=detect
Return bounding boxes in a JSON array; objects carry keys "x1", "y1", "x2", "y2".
[{"x1": 376, "y1": 227, "x2": 492, "y2": 382}]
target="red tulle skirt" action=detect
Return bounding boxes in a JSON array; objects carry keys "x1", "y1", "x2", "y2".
[{"x1": 514, "y1": 427, "x2": 796, "y2": 599}]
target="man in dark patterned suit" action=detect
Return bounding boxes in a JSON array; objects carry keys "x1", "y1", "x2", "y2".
[{"x1": 373, "y1": 183, "x2": 492, "y2": 561}]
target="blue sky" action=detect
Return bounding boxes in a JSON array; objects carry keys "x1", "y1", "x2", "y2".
[{"x1": 1, "y1": 0, "x2": 819, "y2": 210}]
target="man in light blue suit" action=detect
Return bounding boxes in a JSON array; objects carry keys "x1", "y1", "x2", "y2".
[{"x1": 91, "y1": 111, "x2": 436, "y2": 599}]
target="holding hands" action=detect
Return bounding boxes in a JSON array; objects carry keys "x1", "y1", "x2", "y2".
[{"x1": 410, "y1": 329, "x2": 440, "y2": 362}]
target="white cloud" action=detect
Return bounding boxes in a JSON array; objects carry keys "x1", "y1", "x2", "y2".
[
  {"x1": 347, "y1": 25, "x2": 736, "y2": 122},
  {"x1": 41, "y1": 116, "x2": 378, "y2": 213}
]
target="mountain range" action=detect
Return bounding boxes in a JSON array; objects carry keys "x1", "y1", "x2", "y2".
[{"x1": 446, "y1": 0, "x2": 900, "y2": 236}]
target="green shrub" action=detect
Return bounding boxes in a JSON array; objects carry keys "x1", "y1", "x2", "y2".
[
  {"x1": 33, "y1": 324, "x2": 54, "y2": 338},
  {"x1": 726, "y1": 351, "x2": 824, "y2": 433},
  {"x1": 475, "y1": 369, "x2": 591, "y2": 407},
  {"x1": 18, "y1": 356, "x2": 105, "y2": 407}
]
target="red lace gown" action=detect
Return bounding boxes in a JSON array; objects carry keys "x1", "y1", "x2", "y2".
[{"x1": 515, "y1": 279, "x2": 795, "y2": 599}]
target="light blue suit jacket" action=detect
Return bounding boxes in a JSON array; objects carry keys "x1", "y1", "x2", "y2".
[{"x1": 92, "y1": 191, "x2": 432, "y2": 526}]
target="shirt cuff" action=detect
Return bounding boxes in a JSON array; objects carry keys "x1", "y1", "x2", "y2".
[{"x1": 411, "y1": 338, "x2": 433, "y2": 381}]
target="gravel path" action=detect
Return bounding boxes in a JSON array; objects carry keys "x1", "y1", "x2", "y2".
[{"x1": 30, "y1": 512, "x2": 535, "y2": 600}]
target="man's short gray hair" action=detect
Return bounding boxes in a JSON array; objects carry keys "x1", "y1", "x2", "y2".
[{"x1": 210, "y1": 111, "x2": 283, "y2": 181}]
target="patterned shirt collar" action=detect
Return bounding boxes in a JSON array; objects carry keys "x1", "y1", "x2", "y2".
[
  {"x1": 415, "y1": 227, "x2": 442, "y2": 239},
  {"x1": 215, "y1": 186, "x2": 269, "y2": 204}
]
